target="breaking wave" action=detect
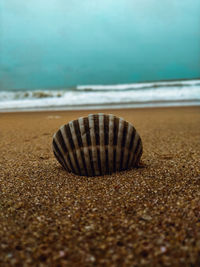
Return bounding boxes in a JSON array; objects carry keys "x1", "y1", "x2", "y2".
[{"x1": 0, "y1": 79, "x2": 200, "y2": 111}]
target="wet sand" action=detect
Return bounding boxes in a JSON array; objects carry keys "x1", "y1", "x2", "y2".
[{"x1": 0, "y1": 106, "x2": 200, "y2": 266}]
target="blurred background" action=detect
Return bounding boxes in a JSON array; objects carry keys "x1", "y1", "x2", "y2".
[{"x1": 0, "y1": 0, "x2": 200, "y2": 111}]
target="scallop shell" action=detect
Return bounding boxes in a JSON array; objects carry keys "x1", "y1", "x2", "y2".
[{"x1": 52, "y1": 113, "x2": 143, "y2": 176}]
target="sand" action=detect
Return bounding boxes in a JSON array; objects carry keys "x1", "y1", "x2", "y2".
[{"x1": 0, "y1": 106, "x2": 200, "y2": 266}]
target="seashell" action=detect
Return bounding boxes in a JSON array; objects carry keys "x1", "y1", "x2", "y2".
[{"x1": 52, "y1": 113, "x2": 143, "y2": 176}]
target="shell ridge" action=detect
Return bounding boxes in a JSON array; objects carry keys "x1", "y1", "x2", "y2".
[
  {"x1": 128, "y1": 132, "x2": 139, "y2": 168},
  {"x1": 69, "y1": 121, "x2": 87, "y2": 176},
  {"x1": 88, "y1": 148, "x2": 95, "y2": 176},
  {"x1": 94, "y1": 114, "x2": 100, "y2": 145},
  {"x1": 128, "y1": 127, "x2": 136, "y2": 151},
  {"x1": 138, "y1": 144, "x2": 143, "y2": 164},
  {"x1": 94, "y1": 114, "x2": 102, "y2": 174},
  {"x1": 79, "y1": 117, "x2": 93, "y2": 176},
  {"x1": 104, "y1": 115, "x2": 110, "y2": 173},
  {"x1": 52, "y1": 140, "x2": 70, "y2": 171},
  {"x1": 113, "y1": 116, "x2": 119, "y2": 172},
  {"x1": 131, "y1": 137, "x2": 142, "y2": 167},
  {"x1": 96, "y1": 147, "x2": 102, "y2": 175},
  {"x1": 113, "y1": 116, "x2": 119, "y2": 146},
  {"x1": 61, "y1": 126, "x2": 80, "y2": 175},
  {"x1": 126, "y1": 128, "x2": 137, "y2": 169},
  {"x1": 53, "y1": 131, "x2": 72, "y2": 171},
  {"x1": 74, "y1": 120, "x2": 89, "y2": 175},
  {"x1": 108, "y1": 115, "x2": 114, "y2": 173},
  {"x1": 122, "y1": 124, "x2": 133, "y2": 169},
  {"x1": 82, "y1": 117, "x2": 95, "y2": 175},
  {"x1": 53, "y1": 150, "x2": 66, "y2": 169},
  {"x1": 135, "y1": 143, "x2": 143, "y2": 166},
  {"x1": 99, "y1": 114, "x2": 106, "y2": 174},
  {"x1": 88, "y1": 115, "x2": 100, "y2": 176},
  {"x1": 116, "y1": 118, "x2": 124, "y2": 171},
  {"x1": 120, "y1": 120, "x2": 128, "y2": 170}
]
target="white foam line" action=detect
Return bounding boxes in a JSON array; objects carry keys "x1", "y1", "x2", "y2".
[{"x1": 77, "y1": 79, "x2": 200, "y2": 90}]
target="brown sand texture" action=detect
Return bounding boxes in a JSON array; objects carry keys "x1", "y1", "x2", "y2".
[{"x1": 0, "y1": 106, "x2": 200, "y2": 266}]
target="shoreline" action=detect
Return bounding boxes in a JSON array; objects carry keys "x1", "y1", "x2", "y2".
[
  {"x1": 0, "y1": 106, "x2": 200, "y2": 266},
  {"x1": 0, "y1": 100, "x2": 200, "y2": 113},
  {"x1": 1, "y1": 104, "x2": 200, "y2": 116}
]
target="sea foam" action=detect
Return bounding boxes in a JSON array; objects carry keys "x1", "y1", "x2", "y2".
[{"x1": 0, "y1": 79, "x2": 200, "y2": 111}]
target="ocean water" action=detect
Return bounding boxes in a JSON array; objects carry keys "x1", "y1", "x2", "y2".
[
  {"x1": 1, "y1": 1, "x2": 200, "y2": 91},
  {"x1": 0, "y1": 79, "x2": 200, "y2": 112}
]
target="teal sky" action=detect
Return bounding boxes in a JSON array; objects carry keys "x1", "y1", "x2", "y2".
[{"x1": 0, "y1": 0, "x2": 200, "y2": 90}]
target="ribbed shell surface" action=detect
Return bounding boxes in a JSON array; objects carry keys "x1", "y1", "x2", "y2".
[{"x1": 52, "y1": 113, "x2": 143, "y2": 176}]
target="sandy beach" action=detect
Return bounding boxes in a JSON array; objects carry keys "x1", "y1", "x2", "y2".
[{"x1": 0, "y1": 106, "x2": 200, "y2": 266}]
